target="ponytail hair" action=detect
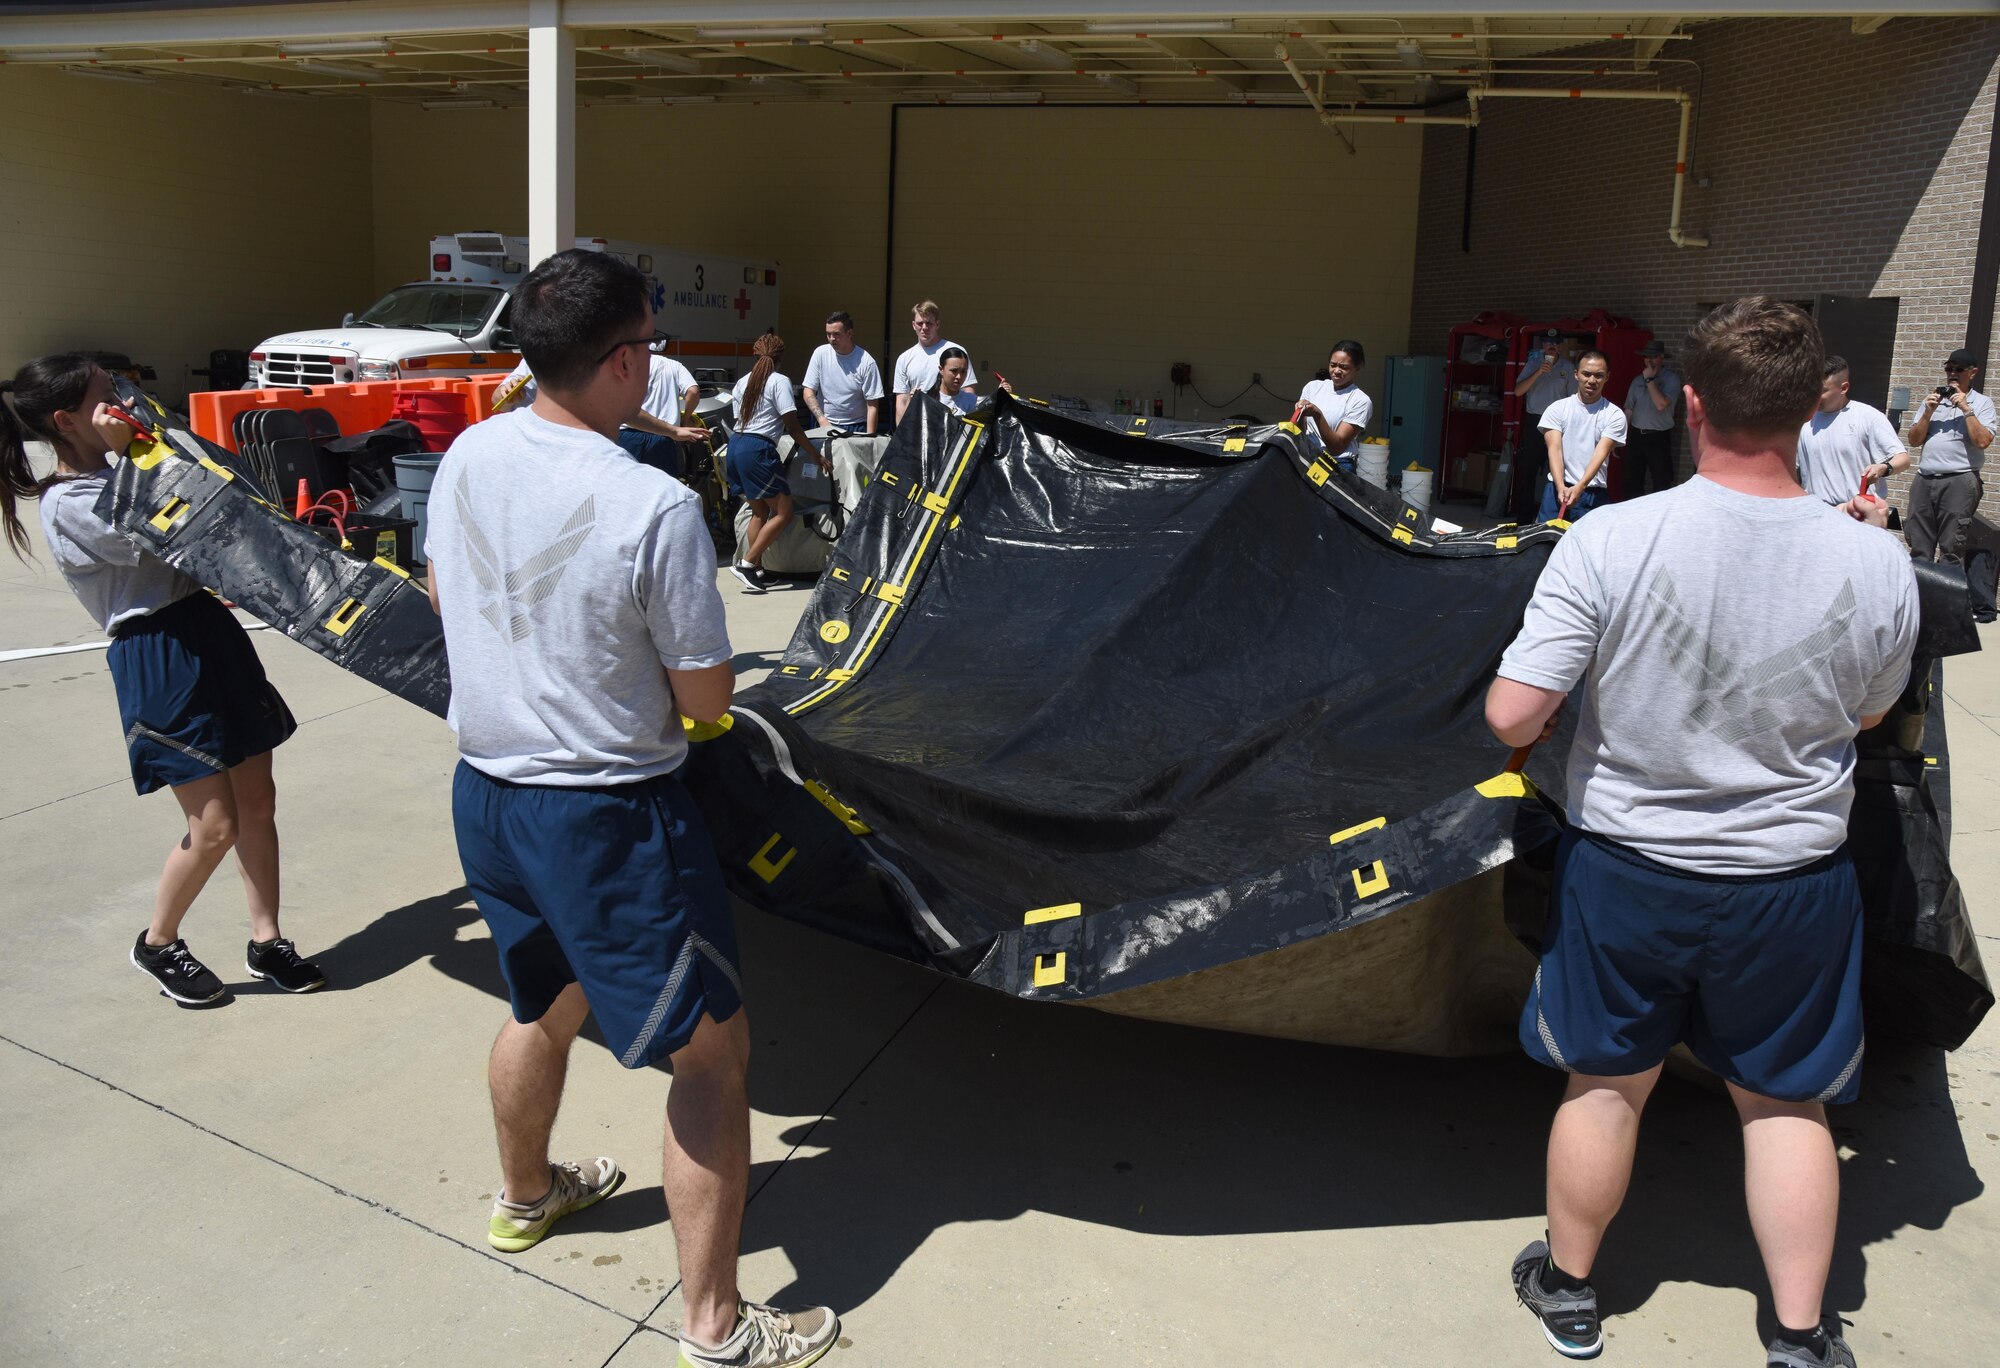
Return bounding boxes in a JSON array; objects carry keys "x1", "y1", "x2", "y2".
[
  {"x1": 739, "y1": 330, "x2": 784, "y2": 426},
  {"x1": 1, "y1": 352, "x2": 97, "y2": 561},
  {"x1": 928, "y1": 346, "x2": 969, "y2": 396}
]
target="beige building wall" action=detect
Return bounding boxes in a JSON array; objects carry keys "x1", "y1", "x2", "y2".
[
  {"x1": 369, "y1": 102, "x2": 1424, "y2": 418},
  {"x1": 368, "y1": 101, "x2": 894, "y2": 363},
  {"x1": 0, "y1": 68, "x2": 374, "y2": 402},
  {"x1": 893, "y1": 106, "x2": 1422, "y2": 417}
]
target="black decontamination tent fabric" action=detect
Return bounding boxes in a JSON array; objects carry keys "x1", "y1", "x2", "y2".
[{"x1": 101, "y1": 380, "x2": 1993, "y2": 1055}]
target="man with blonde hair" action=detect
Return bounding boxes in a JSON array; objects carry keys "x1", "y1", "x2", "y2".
[{"x1": 892, "y1": 299, "x2": 976, "y2": 424}]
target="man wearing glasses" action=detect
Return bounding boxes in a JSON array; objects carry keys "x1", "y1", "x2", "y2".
[{"x1": 1905, "y1": 348, "x2": 1994, "y2": 569}]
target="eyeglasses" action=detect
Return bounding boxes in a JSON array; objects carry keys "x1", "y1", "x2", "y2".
[{"x1": 595, "y1": 330, "x2": 668, "y2": 365}]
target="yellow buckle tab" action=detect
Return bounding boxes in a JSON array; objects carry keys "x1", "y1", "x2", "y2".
[
  {"x1": 1278, "y1": 421, "x2": 1302, "y2": 436},
  {"x1": 1223, "y1": 436, "x2": 1247, "y2": 454},
  {"x1": 324, "y1": 598, "x2": 365, "y2": 637},
  {"x1": 874, "y1": 582, "x2": 906, "y2": 605},
  {"x1": 1475, "y1": 771, "x2": 1536, "y2": 799},
  {"x1": 196, "y1": 455, "x2": 237, "y2": 483},
  {"x1": 149, "y1": 496, "x2": 191, "y2": 534},
  {"x1": 1391, "y1": 525, "x2": 1415, "y2": 544},
  {"x1": 1307, "y1": 461, "x2": 1331, "y2": 487},
  {"x1": 804, "y1": 779, "x2": 872, "y2": 835},
  {"x1": 1352, "y1": 860, "x2": 1391, "y2": 898},
  {"x1": 1494, "y1": 535, "x2": 1518, "y2": 549},
  {"x1": 1328, "y1": 816, "x2": 1386, "y2": 846},
  {"x1": 372, "y1": 556, "x2": 412, "y2": 579},
  {"x1": 1024, "y1": 902, "x2": 1082, "y2": 925},
  {"x1": 749, "y1": 834, "x2": 796, "y2": 883},
  {"x1": 1032, "y1": 952, "x2": 1067, "y2": 988},
  {"x1": 921, "y1": 491, "x2": 950, "y2": 515},
  {"x1": 830, "y1": 566, "x2": 851, "y2": 582}
]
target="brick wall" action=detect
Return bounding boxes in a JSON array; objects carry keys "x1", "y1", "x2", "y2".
[{"x1": 1411, "y1": 16, "x2": 2000, "y2": 525}]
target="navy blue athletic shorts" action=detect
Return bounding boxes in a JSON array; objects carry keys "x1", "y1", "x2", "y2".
[
  {"x1": 1520, "y1": 828, "x2": 1866, "y2": 1104},
  {"x1": 452, "y1": 761, "x2": 744, "y2": 1069},
  {"x1": 107, "y1": 591, "x2": 296, "y2": 795},
  {"x1": 616, "y1": 428, "x2": 683, "y2": 481},
  {"x1": 725, "y1": 431, "x2": 789, "y2": 500}
]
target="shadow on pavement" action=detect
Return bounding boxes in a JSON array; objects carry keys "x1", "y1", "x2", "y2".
[{"x1": 349, "y1": 884, "x2": 1981, "y2": 1337}]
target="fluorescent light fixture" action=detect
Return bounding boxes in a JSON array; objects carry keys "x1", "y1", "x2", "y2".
[
  {"x1": 62, "y1": 65, "x2": 154, "y2": 84},
  {"x1": 951, "y1": 89, "x2": 1043, "y2": 103},
  {"x1": 1396, "y1": 39, "x2": 1426, "y2": 68},
  {"x1": 278, "y1": 39, "x2": 391, "y2": 56},
  {"x1": 6, "y1": 48, "x2": 108, "y2": 63},
  {"x1": 621, "y1": 48, "x2": 702, "y2": 74},
  {"x1": 1083, "y1": 20, "x2": 1237, "y2": 35},
  {"x1": 633, "y1": 94, "x2": 718, "y2": 105},
  {"x1": 1013, "y1": 40, "x2": 1071, "y2": 68},
  {"x1": 422, "y1": 98, "x2": 494, "y2": 109},
  {"x1": 1094, "y1": 73, "x2": 1139, "y2": 95},
  {"x1": 243, "y1": 85, "x2": 311, "y2": 99},
  {"x1": 695, "y1": 25, "x2": 827, "y2": 41},
  {"x1": 745, "y1": 75, "x2": 808, "y2": 96},
  {"x1": 291, "y1": 59, "x2": 379, "y2": 81}
]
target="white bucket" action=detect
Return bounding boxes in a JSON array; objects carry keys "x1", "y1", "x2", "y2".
[
  {"x1": 1356, "y1": 442, "x2": 1390, "y2": 489},
  {"x1": 1401, "y1": 463, "x2": 1435, "y2": 515}
]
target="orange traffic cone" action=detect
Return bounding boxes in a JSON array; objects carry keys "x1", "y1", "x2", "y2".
[{"x1": 294, "y1": 478, "x2": 311, "y2": 519}]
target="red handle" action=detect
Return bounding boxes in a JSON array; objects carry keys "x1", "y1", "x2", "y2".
[
  {"x1": 1506, "y1": 745, "x2": 1534, "y2": 774},
  {"x1": 107, "y1": 404, "x2": 152, "y2": 436}
]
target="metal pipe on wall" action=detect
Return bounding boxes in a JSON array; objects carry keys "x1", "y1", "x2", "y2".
[{"x1": 1470, "y1": 86, "x2": 1707, "y2": 248}]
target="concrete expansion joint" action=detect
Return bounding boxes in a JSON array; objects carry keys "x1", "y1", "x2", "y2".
[{"x1": 0, "y1": 1028, "x2": 645, "y2": 1325}]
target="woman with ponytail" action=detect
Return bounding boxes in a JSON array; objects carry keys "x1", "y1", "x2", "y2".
[
  {"x1": 725, "y1": 331, "x2": 828, "y2": 592},
  {"x1": 2, "y1": 355, "x2": 323, "y2": 1004}
]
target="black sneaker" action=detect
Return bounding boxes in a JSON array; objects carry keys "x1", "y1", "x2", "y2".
[
  {"x1": 246, "y1": 937, "x2": 326, "y2": 993},
  {"x1": 131, "y1": 932, "x2": 226, "y2": 1004},
  {"x1": 1767, "y1": 1316, "x2": 1858, "y2": 1367},
  {"x1": 730, "y1": 562, "x2": 767, "y2": 593},
  {"x1": 1512, "y1": 1239, "x2": 1603, "y2": 1359}
]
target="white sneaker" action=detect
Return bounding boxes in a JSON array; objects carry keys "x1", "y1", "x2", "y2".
[{"x1": 678, "y1": 1300, "x2": 839, "y2": 1368}]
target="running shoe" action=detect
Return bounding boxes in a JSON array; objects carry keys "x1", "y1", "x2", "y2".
[
  {"x1": 246, "y1": 937, "x2": 326, "y2": 992},
  {"x1": 487, "y1": 1157, "x2": 624, "y2": 1252},
  {"x1": 678, "y1": 1300, "x2": 839, "y2": 1368},
  {"x1": 730, "y1": 562, "x2": 767, "y2": 593},
  {"x1": 131, "y1": 932, "x2": 225, "y2": 1005},
  {"x1": 1512, "y1": 1238, "x2": 1603, "y2": 1359},
  {"x1": 1767, "y1": 1317, "x2": 1858, "y2": 1367}
]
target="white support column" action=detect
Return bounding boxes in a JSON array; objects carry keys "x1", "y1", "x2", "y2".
[{"x1": 527, "y1": 0, "x2": 575, "y2": 268}]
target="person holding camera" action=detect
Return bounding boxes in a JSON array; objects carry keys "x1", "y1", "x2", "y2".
[
  {"x1": 1514, "y1": 328, "x2": 1577, "y2": 450},
  {"x1": 1623, "y1": 341, "x2": 1683, "y2": 496},
  {"x1": 1904, "y1": 348, "x2": 1994, "y2": 567}
]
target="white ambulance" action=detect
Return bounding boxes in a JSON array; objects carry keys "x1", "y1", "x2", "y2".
[{"x1": 246, "y1": 231, "x2": 781, "y2": 389}]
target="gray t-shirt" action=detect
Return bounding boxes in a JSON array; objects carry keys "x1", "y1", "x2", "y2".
[
  {"x1": 803, "y1": 344, "x2": 885, "y2": 428},
  {"x1": 631, "y1": 355, "x2": 697, "y2": 428},
  {"x1": 1916, "y1": 387, "x2": 1997, "y2": 475},
  {"x1": 1538, "y1": 394, "x2": 1628, "y2": 489},
  {"x1": 425, "y1": 408, "x2": 731, "y2": 786},
  {"x1": 1797, "y1": 401, "x2": 1905, "y2": 505},
  {"x1": 1498, "y1": 476, "x2": 1918, "y2": 875},
  {"x1": 1624, "y1": 368, "x2": 1682, "y2": 433},
  {"x1": 39, "y1": 471, "x2": 198, "y2": 632},
  {"x1": 1520, "y1": 349, "x2": 1576, "y2": 415}
]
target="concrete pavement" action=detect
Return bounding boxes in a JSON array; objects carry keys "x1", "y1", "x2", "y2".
[{"x1": 2, "y1": 506, "x2": 1998, "y2": 1367}]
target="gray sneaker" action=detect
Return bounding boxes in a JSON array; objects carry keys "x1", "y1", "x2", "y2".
[
  {"x1": 678, "y1": 1300, "x2": 839, "y2": 1368},
  {"x1": 1767, "y1": 1317, "x2": 1858, "y2": 1367},
  {"x1": 1511, "y1": 1239, "x2": 1603, "y2": 1359},
  {"x1": 486, "y1": 1156, "x2": 623, "y2": 1252}
]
